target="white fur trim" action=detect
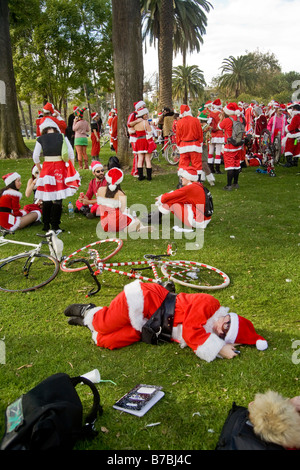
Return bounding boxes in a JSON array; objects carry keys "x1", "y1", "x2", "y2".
[
  {"x1": 206, "y1": 173, "x2": 215, "y2": 183},
  {"x1": 195, "y1": 333, "x2": 226, "y2": 362},
  {"x1": 124, "y1": 280, "x2": 146, "y2": 332},
  {"x1": 256, "y1": 339, "x2": 268, "y2": 351},
  {"x1": 4, "y1": 172, "x2": 21, "y2": 186},
  {"x1": 179, "y1": 144, "x2": 201, "y2": 154},
  {"x1": 225, "y1": 312, "x2": 239, "y2": 343},
  {"x1": 171, "y1": 324, "x2": 187, "y2": 348},
  {"x1": 178, "y1": 168, "x2": 198, "y2": 181},
  {"x1": 97, "y1": 196, "x2": 121, "y2": 208},
  {"x1": 223, "y1": 106, "x2": 240, "y2": 116},
  {"x1": 83, "y1": 307, "x2": 100, "y2": 344},
  {"x1": 3, "y1": 189, "x2": 22, "y2": 199}
]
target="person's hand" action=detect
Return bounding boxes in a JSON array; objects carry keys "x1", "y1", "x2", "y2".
[
  {"x1": 290, "y1": 396, "x2": 300, "y2": 413},
  {"x1": 219, "y1": 344, "x2": 239, "y2": 359}
]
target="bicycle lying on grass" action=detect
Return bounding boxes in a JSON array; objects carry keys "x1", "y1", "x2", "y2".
[
  {"x1": 0, "y1": 228, "x2": 63, "y2": 292},
  {"x1": 60, "y1": 239, "x2": 230, "y2": 297}
]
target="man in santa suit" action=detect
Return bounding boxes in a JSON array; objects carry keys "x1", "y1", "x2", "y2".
[
  {"x1": 64, "y1": 280, "x2": 268, "y2": 363},
  {"x1": 218, "y1": 102, "x2": 245, "y2": 190},
  {"x1": 35, "y1": 110, "x2": 43, "y2": 137},
  {"x1": 127, "y1": 101, "x2": 146, "y2": 177},
  {"x1": 155, "y1": 166, "x2": 212, "y2": 229},
  {"x1": 207, "y1": 98, "x2": 225, "y2": 174},
  {"x1": 284, "y1": 103, "x2": 300, "y2": 167},
  {"x1": 108, "y1": 108, "x2": 117, "y2": 151},
  {"x1": 176, "y1": 104, "x2": 203, "y2": 182}
]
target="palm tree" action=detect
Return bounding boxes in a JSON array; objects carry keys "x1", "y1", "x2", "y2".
[
  {"x1": 172, "y1": 65, "x2": 206, "y2": 103},
  {"x1": 141, "y1": 0, "x2": 212, "y2": 108},
  {"x1": 218, "y1": 55, "x2": 256, "y2": 99}
]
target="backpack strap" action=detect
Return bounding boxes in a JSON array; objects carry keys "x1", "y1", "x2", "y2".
[{"x1": 71, "y1": 376, "x2": 103, "y2": 438}]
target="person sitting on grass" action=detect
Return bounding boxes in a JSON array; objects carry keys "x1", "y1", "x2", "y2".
[
  {"x1": 75, "y1": 161, "x2": 107, "y2": 219},
  {"x1": 0, "y1": 172, "x2": 41, "y2": 231},
  {"x1": 64, "y1": 279, "x2": 268, "y2": 363}
]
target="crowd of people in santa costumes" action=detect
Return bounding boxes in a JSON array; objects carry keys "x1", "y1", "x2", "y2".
[
  {"x1": 0, "y1": 172, "x2": 42, "y2": 231},
  {"x1": 32, "y1": 117, "x2": 80, "y2": 233},
  {"x1": 64, "y1": 279, "x2": 268, "y2": 363},
  {"x1": 155, "y1": 166, "x2": 212, "y2": 230}
]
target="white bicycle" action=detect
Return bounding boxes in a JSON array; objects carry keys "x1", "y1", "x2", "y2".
[{"x1": 0, "y1": 228, "x2": 63, "y2": 292}]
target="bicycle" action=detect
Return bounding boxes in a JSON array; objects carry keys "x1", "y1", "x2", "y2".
[
  {"x1": 152, "y1": 133, "x2": 180, "y2": 166},
  {"x1": 100, "y1": 130, "x2": 111, "y2": 149},
  {"x1": 60, "y1": 239, "x2": 230, "y2": 297},
  {"x1": 0, "y1": 228, "x2": 63, "y2": 292}
]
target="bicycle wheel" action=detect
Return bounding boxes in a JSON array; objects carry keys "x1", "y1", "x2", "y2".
[
  {"x1": 60, "y1": 238, "x2": 123, "y2": 272},
  {"x1": 273, "y1": 134, "x2": 282, "y2": 164},
  {"x1": 0, "y1": 253, "x2": 59, "y2": 292},
  {"x1": 259, "y1": 129, "x2": 272, "y2": 154},
  {"x1": 161, "y1": 260, "x2": 230, "y2": 290},
  {"x1": 165, "y1": 143, "x2": 180, "y2": 165}
]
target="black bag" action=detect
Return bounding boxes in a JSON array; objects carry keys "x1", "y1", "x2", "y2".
[
  {"x1": 141, "y1": 293, "x2": 177, "y2": 345},
  {"x1": 215, "y1": 402, "x2": 285, "y2": 451},
  {"x1": 0, "y1": 373, "x2": 103, "y2": 450},
  {"x1": 201, "y1": 184, "x2": 214, "y2": 218}
]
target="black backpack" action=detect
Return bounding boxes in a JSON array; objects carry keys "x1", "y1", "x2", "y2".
[
  {"x1": 202, "y1": 184, "x2": 214, "y2": 218},
  {"x1": 215, "y1": 402, "x2": 285, "y2": 451},
  {"x1": 0, "y1": 373, "x2": 103, "y2": 450}
]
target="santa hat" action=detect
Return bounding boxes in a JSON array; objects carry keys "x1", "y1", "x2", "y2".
[
  {"x1": 91, "y1": 112, "x2": 98, "y2": 119},
  {"x1": 198, "y1": 109, "x2": 210, "y2": 121},
  {"x1": 105, "y1": 167, "x2": 124, "y2": 191},
  {"x1": 178, "y1": 166, "x2": 198, "y2": 182},
  {"x1": 38, "y1": 110, "x2": 43, "y2": 117},
  {"x1": 75, "y1": 107, "x2": 87, "y2": 119},
  {"x1": 91, "y1": 160, "x2": 103, "y2": 172},
  {"x1": 110, "y1": 108, "x2": 117, "y2": 114},
  {"x1": 43, "y1": 102, "x2": 54, "y2": 114},
  {"x1": 225, "y1": 313, "x2": 268, "y2": 351},
  {"x1": 180, "y1": 105, "x2": 192, "y2": 117},
  {"x1": 212, "y1": 99, "x2": 222, "y2": 110},
  {"x1": 39, "y1": 117, "x2": 61, "y2": 133},
  {"x1": 136, "y1": 107, "x2": 149, "y2": 118},
  {"x1": 204, "y1": 100, "x2": 213, "y2": 109},
  {"x1": 223, "y1": 102, "x2": 241, "y2": 116},
  {"x1": 31, "y1": 165, "x2": 39, "y2": 177},
  {"x1": 73, "y1": 106, "x2": 79, "y2": 112},
  {"x1": 2, "y1": 172, "x2": 21, "y2": 186},
  {"x1": 134, "y1": 101, "x2": 146, "y2": 111}
]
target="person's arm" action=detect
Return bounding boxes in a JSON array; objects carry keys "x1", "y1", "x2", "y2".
[
  {"x1": 65, "y1": 136, "x2": 75, "y2": 161},
  {"x1": 32, "y1": 141, "x2": 42, "y2": 170},
  {"x1": 25, "y1": 178, "x2": 36, "y2": 198}
]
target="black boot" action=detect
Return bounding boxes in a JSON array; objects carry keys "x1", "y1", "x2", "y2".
[
  {"x1": 209, "y1": 163, "x2": 215, "y2": 173},
  {"x1": 215, "y1": 164, "x2": 223, "y2": 174},
  {"x1": 284, "y1": 156, "x2": 293, "y2": 167},
  {"x1": 146, "y1": 168, "x2": 152, "y2": 181},
  {"x1": 292, "y1": 157, "x2": 298, "y2": 166},
  {"x1": 51, "y1": 201, "x2": 63, "y2": 232},
  {"x1": 64, "y1": 303, "x2": 96, "y2": 326},
  {"x1": 42, "y1": 201, "x2": 53, "y2": 231},
  {"x1": 137, "y1": 167, "x2": 145, "y2": 180}
]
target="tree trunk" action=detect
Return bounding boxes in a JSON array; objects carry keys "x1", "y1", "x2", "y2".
[
  {"x1": 0, "y1": 0, "x2": 30, "y2": 159},
  {"x1": 111, "y1": 0, "x2": 144, "y2": 167},
  {"x1": 158, "y1": 0, "x2": 174, "y2": 110}
]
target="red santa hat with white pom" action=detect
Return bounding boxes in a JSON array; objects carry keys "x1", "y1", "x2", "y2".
[
  {"x1": 180, "y1": 104, "x2": 192, "y2": 117},
  {"x1": 225, "y1": 313, "x2": 268, "y2": 351},
  {"x1": 105, "y1": 167, "x2": 124, "y2": 191},
  {"x1": 223, "y1": 102, "x2": 241, "y2": 116},
  {"x1": 2, "y1": 172, "x2": 21, "y2": 186},
  {"x1": 178, "y1": 166, "x2": 198, "y2": 182},
  {"x1": 91, "y1": 160, "x2": 103, "y2": 173}
]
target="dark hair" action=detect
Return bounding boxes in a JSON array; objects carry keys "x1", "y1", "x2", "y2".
[
  {"x1": 107, "y1": 156, "x2": 121, "y2": 170},
  {"x1": 0, "y1": 180, "x2": 17, "y2": 197},
  {"x1": 41, "y1": 127, "x2": 59, "y2": 135},
  {"x1": 105, "y1": 184, "x2": 125, "y2": 199}
]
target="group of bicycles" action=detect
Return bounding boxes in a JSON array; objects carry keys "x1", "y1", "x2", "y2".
[
  {"x1": 245, "y1": 128, "x2": 285, "y2": 176},
  {"x1": 0, "y1": 228, "x2": 230, "y2": 295}
]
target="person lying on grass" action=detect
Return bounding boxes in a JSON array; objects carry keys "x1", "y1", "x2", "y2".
[{"x1": 64, "y1": 280, "x2": 268, "y2": 363}]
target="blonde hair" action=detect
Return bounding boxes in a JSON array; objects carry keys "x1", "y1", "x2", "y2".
[{"x1": 249, "y1": 391, "x2": 300, "y2": 449}]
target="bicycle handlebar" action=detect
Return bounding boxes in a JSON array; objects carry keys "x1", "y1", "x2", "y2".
[
  {"x1": 69, "y1": 258, "x2": 101, "y2": 297},
  {"x1": 143, "y1": 253, "x2": 171, "y2": 260}
]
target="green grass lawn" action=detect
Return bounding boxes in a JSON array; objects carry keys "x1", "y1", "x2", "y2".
[{"x1": 0, "y1": 140, "x2": 299, "y2": 451}]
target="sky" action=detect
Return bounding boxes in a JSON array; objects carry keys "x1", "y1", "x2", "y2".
[{"x1": 143, "y1": 0, "x2": 300, "y2": 86}]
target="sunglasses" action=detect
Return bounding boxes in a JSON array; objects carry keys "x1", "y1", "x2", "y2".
[{"x1": 95, "y1": 170, "x2": 104, "y2": 174}]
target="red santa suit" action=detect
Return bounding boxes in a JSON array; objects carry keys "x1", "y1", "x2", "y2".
[
  {"x1": 0, "y1": 173, "x2": 41, "y2": 231},
  {"x1": 128, "y1": 101, "x2": 147, "y2": 177},
  {"x1": 155, "y1": 167, "x2": 211, "y2": 229},
  {"x1": 207, "y1": 99, "x2": 225, "y2": 168},
  {"x1": 285, "y1": 108, "x2": 300, "y2": 158},
  {"x1": 81, "y1": 280, "x2": 268, "y2": 363},
  {"x1": 218, "y1": 103, "x2": 244, "y2": 171},
  {"x1": 176, "y1": 105, "x2": 203, "y2": 176}
]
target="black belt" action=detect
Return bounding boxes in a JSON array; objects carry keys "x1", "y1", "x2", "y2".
[
  {"x1": 0, "y1": 207, "x2": 12, "y2": 213},
  {"x1": 141, "y1": 292, "x2": 177, "y2": 345},
  {"x1": 182, "y1": 140, "x2": 198, "y2": 143}
]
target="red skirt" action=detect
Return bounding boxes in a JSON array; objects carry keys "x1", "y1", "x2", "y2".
[{"x1": 35, "y1": 160, "x2": 80, "y2": 201}]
